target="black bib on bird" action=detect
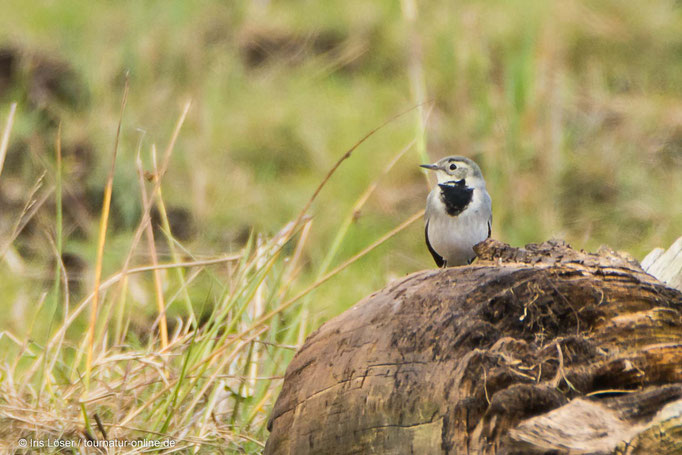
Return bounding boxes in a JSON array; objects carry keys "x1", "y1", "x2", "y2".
[{"x1": 438, "y1": 180, "x2": 473, "y2": 216}]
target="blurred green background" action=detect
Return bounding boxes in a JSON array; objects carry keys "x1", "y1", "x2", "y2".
[{"x1": 1, "y1": 0, "x2": 681, "y2": 330}]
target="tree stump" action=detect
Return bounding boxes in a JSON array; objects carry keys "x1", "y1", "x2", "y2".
[{"x1": 265, "y1": 239, "x2": 682, "y2": 455}]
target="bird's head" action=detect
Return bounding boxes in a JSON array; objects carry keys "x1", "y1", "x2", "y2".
[{"x1": 420, "y1": 156, "x2": 486, "y2": 188}]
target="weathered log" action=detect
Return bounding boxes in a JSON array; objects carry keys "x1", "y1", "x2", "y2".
[{"x1": 265, "y1": 239, "x2": 682, "y2": 455}]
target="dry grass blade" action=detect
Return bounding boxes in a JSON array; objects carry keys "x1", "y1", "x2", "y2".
[
  {"x1": 279, "y1": 218, "x2": 313, "y2": 299},
  {"x1": 252, "y1": 208, "x2": 425, "y2": 334},
  {"x1": 85, "y1": 76, "x2": 129, "y2": 387},
  {"x1": 40, "y1": 234, "x2": 70, "y2": 397},
  {"x1": 107, "y1": 101, "x2": 191, "y2": 339},
  {"x1": 137, "y1": 145, "x2": 169, "y2": 349},
  {"x1": 33, "y1": 252, "x2": 241, "y2": 372},
  {"x1": 320, "y1": 138, "x2": 415, "y2": 275},
  {"x1": 150, "y1": 144, "x2": 196, "y2": 328},
  {"x1": 0, "y1": 172, "x2": 49, "y2": 261},
  {"x1": 159, "y1": 101, "x2": 191, "y2": 178},
  {"x1": 0, "y1": 102, "x2": 17, "y2": 179},
  {"x1": 298, "y1": 139, "x2": 416, "y2": 341},
  {"x1": 38, "y1": 124, "x2": 65, "y2": 402},
  {"x1": 290, "y1": 102, "x2": 431, "y2": 232},
  {"x1": 178, "y1": 328, "x2": 268, "y2": 431}
]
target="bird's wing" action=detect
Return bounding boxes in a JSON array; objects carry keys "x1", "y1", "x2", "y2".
[
  {"x1": 425, "y1": 221, "x2": 445, "y2": 268},
  {"x1": 483, "y1": 189, "x2": 493, "y2": 239}
]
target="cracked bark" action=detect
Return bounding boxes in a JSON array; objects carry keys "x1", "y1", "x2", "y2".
[{"x1": 265, "y1": 239, "x2": 682, "y2": 454}]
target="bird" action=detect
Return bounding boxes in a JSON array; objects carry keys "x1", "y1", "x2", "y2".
[{"x1": 421, "y1": 156, "x2": 492, "y2": 267}]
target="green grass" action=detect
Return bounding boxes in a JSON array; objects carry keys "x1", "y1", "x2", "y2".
[{"x1": 0, "y1": 0, "x2": 681, "y2": 452}]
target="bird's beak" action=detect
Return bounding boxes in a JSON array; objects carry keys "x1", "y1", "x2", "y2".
[{"x1": 420, "y1": 163, "x2": 439, "y2": 171}]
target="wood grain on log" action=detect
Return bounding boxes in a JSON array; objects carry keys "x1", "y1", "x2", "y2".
[
  {"x1": 265, "y1": 239, "x2": 682, "y2": 455},
  {"x1": 642, "y1": 236, "x2": 682, "y2": 292}
]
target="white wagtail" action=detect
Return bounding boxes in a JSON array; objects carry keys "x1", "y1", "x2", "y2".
[{"x1": 421, "y1": 156, "x2": 492, "y2": 267}]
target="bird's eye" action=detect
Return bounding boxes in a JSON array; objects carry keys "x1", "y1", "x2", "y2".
[{"x1": 449, "y1": 163, "x2": 457, "y2": 171}]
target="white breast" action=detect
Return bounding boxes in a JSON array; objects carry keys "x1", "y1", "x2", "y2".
[{"x1": 426, "y1": 186, "x2": 491, "y2": 266}]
